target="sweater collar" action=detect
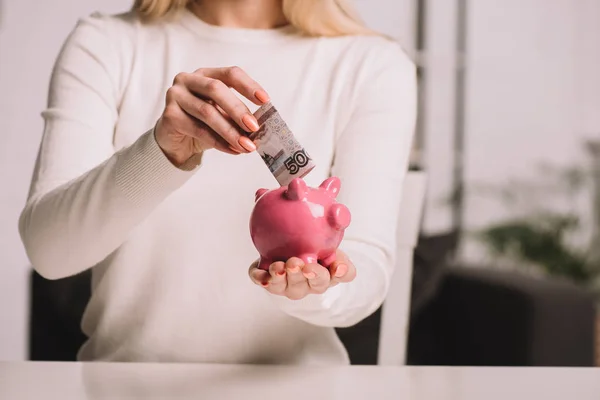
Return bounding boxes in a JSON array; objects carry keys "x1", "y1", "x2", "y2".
[{"x1": 177, "y1": 7, "x2": 298, "y2": 44}]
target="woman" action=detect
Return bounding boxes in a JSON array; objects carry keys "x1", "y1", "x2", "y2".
[{"x1": 19, "y1": 0, "x2": 416, "y2": 364}]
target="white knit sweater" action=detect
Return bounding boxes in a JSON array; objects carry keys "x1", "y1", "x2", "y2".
[{"x1": 19, "y1": 9, "x2": 416, "y2": 364}]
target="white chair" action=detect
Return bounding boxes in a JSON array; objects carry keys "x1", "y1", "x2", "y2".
[{"x1": 377, "y1": 171, "x2": 427, "y2": 365}]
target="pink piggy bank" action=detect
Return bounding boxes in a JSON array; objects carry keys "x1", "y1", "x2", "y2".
[{"x1": 250, "y1": 177, "x2": 352, "y2": 271}]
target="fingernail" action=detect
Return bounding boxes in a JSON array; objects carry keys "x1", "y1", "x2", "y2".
[
  {"x1": 276, "y1": 269, "x2": 286, "y2": 276},
  {"x1": 261, "y1": 281, "x2": 269, "y2": 288},
  {"x1": 303, "y1": 272, "x2": 316, "y2": 279},
  {"x1": 288, "y1": 266, "x2": 300, "y2": 273},
  {"x1": 335, "y1": 264, "x2": 348, "y2": 278},
  {"x1": 255, "y1": 89, "x2": 270, "y2": 103},
  {"x1": 238, "y1": 136, "x2": 256, "y2": 152},
  {"x1": 242, "y1": 114, "x2": 260, "y2": 132}
]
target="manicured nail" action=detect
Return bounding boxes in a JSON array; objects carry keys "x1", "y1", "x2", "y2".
[
  {"x1": 261, "y1": 281, "x2": 269, "y2": 288},
  {"x1": 254, "y1": 89, "x2": 270, "y2": 104},
  {"x1": 288, "y1": 266, "x2": 300, "y2": 273},
  {"x1": 334, "y1": 264, "x2": 348, "y2": 278},
  {"x1": 242, "y1": 114, "x2": 260, "y2": 132},
  {"x1": 276, "y1": 269, "x2": 286, "y2": 276},
  {"x1": 303, "y1": 272, "x2": 316, "y2": 279},
  {"x1": 238, "y1": 136, "x2": 256, "y2": 152}
]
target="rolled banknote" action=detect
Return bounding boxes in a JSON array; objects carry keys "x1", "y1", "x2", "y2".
[{"x1": 249, "y1": 102, "x2": 315, "y2": 186}]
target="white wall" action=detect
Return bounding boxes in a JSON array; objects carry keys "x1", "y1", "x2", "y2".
[
  {"x1": 461, "y1": 0, "x2": 600, "y2": 261},
  {"x1": 417, "y1": 0, "x2": 600, "y2": 262},
  {"x1": 419, "y1": 0, "x2": 460, "y2": 233},
  {"x1": 354, "y1": 0, "x2": 416, "y2": 52},
  {"x1": 0, "y1": 0, "x2": 127, "y2": 361}
]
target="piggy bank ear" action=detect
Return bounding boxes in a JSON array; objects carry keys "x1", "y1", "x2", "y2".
[
  {"x1": 320, "y1": 177, "x2": 341, "y2": 198},
  {"x1": 328, "y1": 203, "x2": 351, "y2": 231},
  {"x1": 285, "y1": 178, "x2": 308, "y2": 201},
  {"x1": 255, "y1": 188, "x2": 269, "y2": 202}
]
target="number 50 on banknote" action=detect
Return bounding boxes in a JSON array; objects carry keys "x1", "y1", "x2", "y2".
[{"x1": 249, "y1": 102, "x2": 316, "y2": 186}]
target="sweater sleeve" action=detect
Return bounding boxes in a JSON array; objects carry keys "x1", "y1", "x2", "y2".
[
  {"x1": 19, "y1": 14, "x2": 198, "y2": 280},
  {"x1": 269, "y1": 41, "x2": 417, "y2": 327}
]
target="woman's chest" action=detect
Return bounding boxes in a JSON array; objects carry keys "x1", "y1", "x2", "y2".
[
  {"x1": 113, "y1": 36, "x2": 348, "y2": 161},
  {"x1": 115, "y1": 40, "x2": 343, "y2": 202}
]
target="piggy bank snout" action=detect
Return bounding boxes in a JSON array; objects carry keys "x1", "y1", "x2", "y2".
[{"x1": 328, "y1": 203, "x2": 351, "y2": 231}]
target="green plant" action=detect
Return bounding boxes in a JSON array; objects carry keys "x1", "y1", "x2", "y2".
[
  {"x1": 479, "y1": 214, "x2": 595, "y2": 284},
  {"x1": 476, "y1": 141, "x2": 600, "y2": 292}
]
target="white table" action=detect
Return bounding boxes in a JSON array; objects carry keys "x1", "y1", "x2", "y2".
[{"x1": 1, "y1": 362, "x2": 599, "y2": 399}]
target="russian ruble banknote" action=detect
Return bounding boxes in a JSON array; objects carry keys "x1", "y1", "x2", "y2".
[{"x1": 249, "y1": 102, "x2": 315, "y2": 186}]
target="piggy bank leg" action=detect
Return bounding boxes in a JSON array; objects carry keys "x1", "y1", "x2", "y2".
[
  {"x1": 320, "y1": 252, "x2": 337, "y2": 268},
  {"x1": 299, "y1": 254, "x2": 318, "y2": 266},
  {"x1": 258, "y1": 257, "x2": 273, "y2": 271}
]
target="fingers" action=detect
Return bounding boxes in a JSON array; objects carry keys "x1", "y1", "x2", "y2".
[
  {"x1": 209, "y1": 132, "x2": 243, "y2": 155},
  {"x1": 267, "y1": 261, "x2": 287, "y2": 295},
  {"x1": 197, "y1": 66, "x2": 269, "y2": 106},
  {"x1": 187, "y1": 76, "x2": 261, "y2": 135},
  {"x1": 170, "y1": 85, "x2": 251, "y2": 153},
  {"x1": 284, "y1": 257, "x2": 305, "y2": 284},
  {"x1": 249, "y1": 253, "x2": 356, "y2": 300},
  {"x1": 248, "y1": 261, "x2": 269, "y2": 288},
  {"x1": 187, "y1": 117, "x2": 242, "y2": 155},
  {"x1": 302, "y1": 263, "x2": 331, "y2": 294},
  {"x1": 284, "y1": 257, "x2": 309, "y2": 300},
  {"x1": 329, "y1": 252, "x2": 356, "y2": 285},
  {"x1": 248, "y1": 261, "x2": 290, "y2": 296}
]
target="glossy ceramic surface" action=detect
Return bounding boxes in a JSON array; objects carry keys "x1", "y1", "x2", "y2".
[{"x1": 249, "y1": 177, "x2": 351, "y2": 270}]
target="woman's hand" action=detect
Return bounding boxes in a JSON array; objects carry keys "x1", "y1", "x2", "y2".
[
  {"x1": 248, "y1": 249, "x2": 357, "y2": 300},
  {"x1": 155, "y1": 66, "x2": 270, "y2": 167}
]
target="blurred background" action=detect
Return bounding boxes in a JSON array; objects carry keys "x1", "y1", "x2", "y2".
[{"x1": 1, "y1": 0, "x2": 599, "y2": 365}]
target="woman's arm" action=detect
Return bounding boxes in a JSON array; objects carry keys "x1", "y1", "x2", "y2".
[
  {"x1": 269, "y1": 40, "x2": 417, "y2": 327},
  {"x1": 19, "y1": 14, "x2": 196, "y2": 280}
]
